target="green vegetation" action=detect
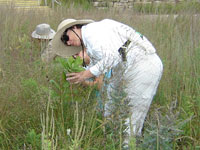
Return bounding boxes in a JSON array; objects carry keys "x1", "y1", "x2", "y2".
[
  {"x1": 133, "y1": 1, "x2": 200, "y2": 14},
  {"x1": 41, "y1": 0, "x2": 92, "y2": 9},
  {"x1": 41, "y1": 0, "x2": 200, "y2": 14},
  {"x1": 0, "y1": 2, "x2": 199, "y2": 150}
]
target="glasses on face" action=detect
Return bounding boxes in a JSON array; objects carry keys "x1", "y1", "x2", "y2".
[{"x1": 61, "y1": 31, "x2": 69, "y2": 45}]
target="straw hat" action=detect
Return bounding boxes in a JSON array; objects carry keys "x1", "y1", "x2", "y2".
[
  {"x1": 32, "y1": 23, "x2": 56, "y2": 40},
  {"x1": 51, "y1": 19, "x2": 94, "y2": 57}
]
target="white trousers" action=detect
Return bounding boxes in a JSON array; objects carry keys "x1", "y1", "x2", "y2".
[{"x1": 104, "y1": 51, "x2": 163, "y2": 137}]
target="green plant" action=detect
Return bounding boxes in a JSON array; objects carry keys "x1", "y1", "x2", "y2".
[
  {"x1": 42, "y1": 56, "x2": 100, "y2": 149},
  {"x1": 57, "y1": 56, "x2": 84, "y2": 74},
  {"x1": 25, "y1": 129, "x2": 41, "y2": 149},
  {"x1": 49, "y1": 57, "x2": 89, "y2": 103},
  {"x1": 139, "y1": 101, "x2": 192, "y2": 150}
]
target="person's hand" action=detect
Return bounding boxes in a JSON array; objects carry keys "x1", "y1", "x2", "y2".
[
  {"x1": 66, "y1": 70, "x2": 94, "y2": 84},
  {"x1": 66, "y1": 72, "x2": 84, "y2": 84}
]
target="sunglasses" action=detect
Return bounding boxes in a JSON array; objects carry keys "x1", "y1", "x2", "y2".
[{"x1": 61, "y1": 31, "x2": 69, "y2": 45}]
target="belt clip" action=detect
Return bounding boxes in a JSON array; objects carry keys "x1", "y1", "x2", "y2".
[
  {"x1": 118, "y1": 40, "x2": 131, "y2": 62},
  {"x1": 118, "y1": 47, "x2": 127, "y2": 61}
]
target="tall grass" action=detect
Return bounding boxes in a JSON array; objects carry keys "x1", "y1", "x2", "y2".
[{"x1": 0, "y1": 3, "x2": 199, "y2": 150}]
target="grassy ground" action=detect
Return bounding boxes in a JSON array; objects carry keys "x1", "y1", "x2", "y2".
[{"x1": 0, "y1": 4, "x2": 199, "y2": 150}]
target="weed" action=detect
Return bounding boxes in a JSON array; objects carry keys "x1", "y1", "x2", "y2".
[{"x1": 25, "y1": 129, "x2": 41, "y2": 149}]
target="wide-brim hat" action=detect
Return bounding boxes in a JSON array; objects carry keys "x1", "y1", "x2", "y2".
[
  {"x1": 32, "y1": 23, "x2": 56, "y2": 40},
  {"x1": 51, "y1": 19, "x2": 94, "y2": 57}
]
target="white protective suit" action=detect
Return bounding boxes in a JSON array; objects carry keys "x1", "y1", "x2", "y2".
[{"x1": 81, "y1": 19, "x2": 163, "y2": 137}]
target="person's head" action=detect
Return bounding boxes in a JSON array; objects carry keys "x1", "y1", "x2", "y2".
[
  {"x1": 51, "y1": 19, "x2": 94, "y2": 58},
  {"x1": 32, "y1": 23, "x2": 55, "y2": 41},
  {"x1": 61, "y1": 24, "x2": 83, "y2": 47}
]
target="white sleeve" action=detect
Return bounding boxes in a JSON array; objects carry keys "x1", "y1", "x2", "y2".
[{"x1": 88, "y1": 43, "x2": 120, "y2": 77}]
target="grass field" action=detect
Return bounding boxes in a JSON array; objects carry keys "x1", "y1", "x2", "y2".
[{"x1": 0, "y1": 3, "x2": 199, "y2": 150}]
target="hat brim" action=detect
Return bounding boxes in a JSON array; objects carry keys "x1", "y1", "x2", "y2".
[
  {"x1": 31, "y1": 29, "x2": 56, "y2": 40},
  {"x1": 51, "y1": 19, "x2": 94, "y2": 58}
]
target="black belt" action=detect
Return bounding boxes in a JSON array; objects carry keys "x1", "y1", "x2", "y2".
[{"x1": 118, "y1": 40, "x2": 131, "y2": 61}]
